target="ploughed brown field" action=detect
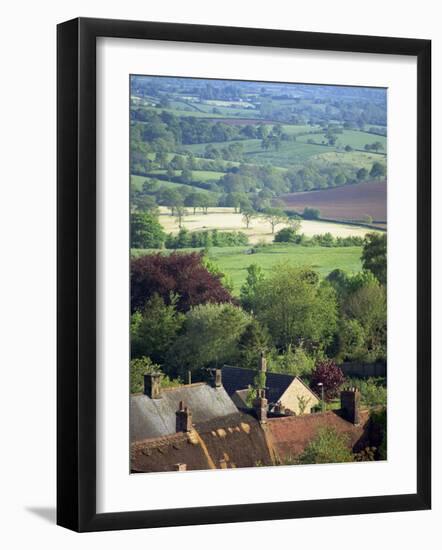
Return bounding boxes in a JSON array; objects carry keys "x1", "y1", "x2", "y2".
[{"x1": 281, "y1": 180, "x2": 387, "y2": 224}]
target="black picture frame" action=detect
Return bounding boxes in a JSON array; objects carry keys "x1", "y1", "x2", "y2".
[{"x1": 57, "y1": 17, "x2": 431, "y2": 532}]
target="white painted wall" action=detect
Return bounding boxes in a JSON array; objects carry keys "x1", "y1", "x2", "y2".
[{"x1": 0, "y1": 0, "x2": 440, "y2": 547}]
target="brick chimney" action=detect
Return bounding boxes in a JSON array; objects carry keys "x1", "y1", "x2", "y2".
[
  {"x1": 214, "y1": 368, "x2": 222, "y2": 388},
  {"x1": 253, "y1": 388, "x2": 268, "y2": 424},
  {"x1": 144, "y1": 372, "x2": 163, "y2": 399},
  {"x1": 258, "y1": 351, "x2": 267, "y2": 374},
  {"x1": 340, "y1": 388, "x2": 361, "y2": 425},
  {"x1": 176, "y1": 401, "x2": 193, "y2": 432}
]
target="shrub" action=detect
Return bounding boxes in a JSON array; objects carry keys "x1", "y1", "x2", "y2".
[
  {"x1": 347, "y1": 377, "x2": 387, "y2": 408},
  {"x1": 303, "y1": 207, "x2": 320, "y2": 220},
  {"x1": 297, "y1": 427, "x2": 354, "y2": 464},
  {"x1": 274, "y1": 227, "x2": 302, "y2": 243}
]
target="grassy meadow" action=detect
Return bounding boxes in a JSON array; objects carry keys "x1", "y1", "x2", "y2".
[{"x1": 132, "y1": 243, "x2": 363, "y2": 295}]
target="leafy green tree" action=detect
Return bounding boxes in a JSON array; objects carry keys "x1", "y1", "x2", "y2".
[
  {"x1": 198, "y1": 194, "x2": 212, "y2": 214},
  {"x1": 130, "y1": 356, "x2": 181, "y2": 394},
  {"x1": 339, "y1": 318, "x2": 367, "y2": 361},
  {"x1": 343, "y1": 281, "x2": 387, "y2": 362},
  {"x1": 251, "y1": 266, "x2": 338, "y2": 351},
  {"x1": 287, "y1": 217, "x2": 301, "y2": 233},
  {"x1": 167, "y1": 303, "x2": 252, "y2": 377},
  {"x1": 161, "y1": 188, "x2": 184, "y2": 215},
  {"x1": 240, "y1": 263, "x2": 265, "y2": 311},
  {"x1": 372, "y1": 141, "x2": 384, "y2": 152},
  {"x1": 370, "y1": 161, "x2": 386, "y2": 179},
  {"x1": 180, "y1": 167, "x2": 193, "y2": 183},
  {"x1": 175, "y1": 205, "x2": 188, "y2": 229},
  {"x1": 297, "y1": 427, "x2": 354, "y2": 464},
  {"x1": 361, "y1": 233, "x2": 387, "y2": 285},
  {"x1": 185, "y1": 191, "x2": 207, "y2": 214},
  {"x1": 269, "y1": 344, "x2": 315, "y2": 377},
  {"x1": 238, "y1": 319, "x2": 271, "y2": 369},
  {"x1": 242, "y1": 208, "x2": 256, "y2": 229},
  {"x1": 130, "y1": 212, "x2": 165, "y2": 249},
  {"x1": 264, "y1": 207, "x2": 287, "y2": 234},
  {"x1": 130, "y1": 293, "x2": 185, "y2": 363},
  {"x1": 357, "y1": 167, "x2": 368, "y2": 181}
]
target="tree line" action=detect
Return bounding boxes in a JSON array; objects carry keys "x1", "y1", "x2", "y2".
[{"x1": 130, "y1": 234, "x2": 387, "y2": 386}]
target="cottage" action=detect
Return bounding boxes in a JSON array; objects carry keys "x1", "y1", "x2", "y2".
[{"x1": 222, "y1": 357, "x2": 320, "y2": 415}]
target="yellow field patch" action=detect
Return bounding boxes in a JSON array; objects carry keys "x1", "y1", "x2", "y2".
[{"x1": 158, "y1": 207, "x2": 380, "y2": 244}]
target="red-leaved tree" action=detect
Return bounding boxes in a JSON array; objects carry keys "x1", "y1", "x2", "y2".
[
  {"x1": 310, "y1": 359, "x2": 345, "y2": 401},
  {"x1": 131, "y1": 252, "x2": 233, "y2": 313}
]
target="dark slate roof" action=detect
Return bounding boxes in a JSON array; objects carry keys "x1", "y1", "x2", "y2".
[
  {"x1": 130, "y1": 383, "x2": 238, "y2": 443},
  {"x1": 221, "y1": 365, "x2": 295, "y2": 405}
]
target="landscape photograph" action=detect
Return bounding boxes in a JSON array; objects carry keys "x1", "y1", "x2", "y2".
[{"x1": 129, "y1": 76, "x2": 387, "y2": 473}]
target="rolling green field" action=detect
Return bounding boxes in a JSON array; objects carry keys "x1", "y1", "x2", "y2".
[
  {"x1": 132, "y1": 244, "x2": 363, "y2": 295},
  {"x1": 180, "y1": 134, "x2": 385, "y2": 170},
  {"x1": 296, "y1": 129, "x2": 387, "y2": 151},
  {"x1": 146, "y1": 169, "x2": 225, "y2": 183},
  {"x1": 131, "y1": 175, "x2": 219, "y2": 197}
]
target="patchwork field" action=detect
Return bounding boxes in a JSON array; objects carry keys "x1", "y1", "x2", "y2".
[
  {"x1": 158, "y1": 207, "x2": 381, "y2": 244},
  {"x1": 281, "y1": 180, "x2": 387, "y2": 223}
]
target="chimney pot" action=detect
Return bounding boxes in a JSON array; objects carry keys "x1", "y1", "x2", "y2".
[
  {"x1": 340, "y1": 388, "x2": 361, "y2": 425},
  {"x1": 144, "y1": 372, "x2": 163, "y2": 399},
  {"x1": 176, "y1": 402, "x2": 193, "y2": 432},
  {"x1": 253, "y1": 389, "x2": 268, "y2": 424},
  {"x1": 214, "y1": 368, "x2": 222, "y2": 388}
]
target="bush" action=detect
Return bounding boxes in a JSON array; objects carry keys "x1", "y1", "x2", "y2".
[
  {"x1": 347, "y1": 377, "x2": 387, "y2": 408},
  {"x1": 297, "y1": 427, "x2": 354, "y2": 464},
  {"x1": 303, "y1": 207, "x2": 320, "y2": 220},
  {"x1": 274, "y1": 227, "x2": 302, "y2": 243}
]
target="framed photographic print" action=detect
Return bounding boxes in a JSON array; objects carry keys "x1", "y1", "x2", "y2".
[{"x1": 57, "y1": 17, "x2": 431, "y2": 532}]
